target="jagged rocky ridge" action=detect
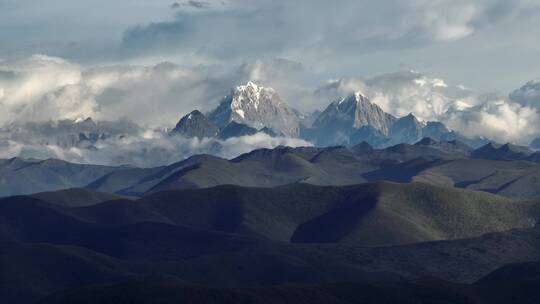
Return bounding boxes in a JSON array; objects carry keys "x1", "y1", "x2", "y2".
[
  {"x1": 207, "y1": 81, "x2": 300, "y2": 137},
  {"x1": 303, "y1": 91, "x2": 484, "y2": 148},
  {"x1": 16, "y1": 81, "x2": 486, "y2": 150},
  {"x1": 171, "y1": 110, "x2": 219, "y2": 138},
  {"x1": 172, "y1": 82, "x2": 485, "y2": 149}
]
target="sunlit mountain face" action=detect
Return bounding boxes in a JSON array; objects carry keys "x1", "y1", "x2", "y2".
[{"x1": 2, "y1": 1, "x2": 540, "y2": 304}]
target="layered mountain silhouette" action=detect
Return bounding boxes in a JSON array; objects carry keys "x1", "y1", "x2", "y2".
[
  {"x1": 471, "y1": 142, "x2": 534, "y2": 160},
  {"x1": 0, "y1": 157, "x2": 119, "y2": 197},
  {"x1": 4, "y1": 137, "x2": 540, "y2": 198}
]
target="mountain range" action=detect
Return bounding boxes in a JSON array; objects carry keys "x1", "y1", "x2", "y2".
[
  {"x1": 3, "y1": 137, "x2": 540, "y2": 200},
  {"x1": 0, "y1": 81, "x2": 515, "y2": 164},
  {"x1": 3, "y1": 80, "x2": 539, "y2": 169},
  {"x1": 169, "y1": 81, "x2": 488, "y2": 149}
]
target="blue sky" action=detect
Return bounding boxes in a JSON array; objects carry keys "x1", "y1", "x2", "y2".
[{"x1": 1, "y1": 0, "x2": 539, "y2": 92}]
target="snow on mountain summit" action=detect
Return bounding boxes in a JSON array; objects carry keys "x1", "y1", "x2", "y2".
[
  {"x1": 208, "y1": 81, "x2": 300, "y2": 137},
  {"x1": 315, "y1": 91, "x2": 396, "y2": 135}
]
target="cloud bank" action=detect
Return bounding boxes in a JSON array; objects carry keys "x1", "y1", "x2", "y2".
[
  {"x1": 0, "y1": 55, "x2": 236, "y2": 126},
  {"x1": 0, "y1": 124, "x2": 311, "y2": 167},
  {"x1": 317, "y1": 71, "x2": 540, "y2": 144},
  {"x1": 1, "y1": 53, "x2": 540, "y2": 167},
  {"x1": 121, "y1": 0, "x2": 538, "y2": 58},
  {"x1": 0, "y1": 55, "x2": 319, "y2": 126}
]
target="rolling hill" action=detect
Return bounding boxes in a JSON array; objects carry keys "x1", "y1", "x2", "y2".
[
  {"x1": 1, "y1": 184, "x2": 540, "y2": 303},
  {"x1": 31, "y1": 188, "x2": 126, "y2": 207},
  {"x1": 3, "y1": 182, "x2": 539, "y2": 248},
  {"x1": 0, "y1": 158, "x2": 121, "y2": 197},
  {"x1": 4, "y1": 139, "x2": 540, "y2": 200}
]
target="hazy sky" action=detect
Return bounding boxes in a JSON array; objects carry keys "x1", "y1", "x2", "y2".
[{"x1": 1, "y1": 0, "x2": 539, "y2": 92}]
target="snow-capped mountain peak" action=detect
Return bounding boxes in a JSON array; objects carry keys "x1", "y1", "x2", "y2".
[
  {"x1": 335, "y1": 91, "x2": 364, "y2": 105},
  {"x1": 208, "y1": 82, "x2": 299, "y2": 137},
  {"x1": 231, "y1": 81, "x2": 280, "y2": 112},
  {"x1": 316, "y1": 92, "x2": 396, "y2": 134}
]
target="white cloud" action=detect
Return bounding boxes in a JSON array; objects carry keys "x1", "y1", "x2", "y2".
[
  {"x1": 117, "y1": 0, "x2": 540, "y2": 62},
  {"x1": 0, "y1": 55, "x2": 327, "y2": 127},
  {"x1": 0, "y1": 129, "x2": 312, "y2": 167},
  {"x1": 0, "y1": 54, "x2": 317, "y2": 167},
  {"x1": 1, "y1": 0, "x2": 539, "y2": 96},
  {"x1": 317, "y1": 71, "x2": 472, "y2": 122},
  {"x1": 0, "y1": 55, "x2": 96, "y2": 124},
  {"x1": 407, "y1": 0, "x2": 479, "y2": 42},
  {"x1": 510, "y1": 79, "x2": 540, "y2": 108},
  {"x1": 0, "y1": 55, "x2": 246, "y2": 126},
  {"x1": 318, "y1": 71, "x2": 540, "y2": 144},
  {"x1": 443, "y1": 98, "x2": 540, "y2": 144}
]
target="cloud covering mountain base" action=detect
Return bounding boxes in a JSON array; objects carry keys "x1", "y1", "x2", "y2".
[
  {"x1": 0, "y1": 126, "x2": 310, "y2": 167},
  {"x1": 1, "y1": 54, "x2": 540, "y2": 166}
]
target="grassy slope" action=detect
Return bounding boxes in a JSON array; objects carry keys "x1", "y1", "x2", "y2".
[
  {"x1": 31, "y1": 188, "x2": 126, "y2": 207},
  {"x1": 142, "y1": 182, "x2": 540, "y2": 246}
]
